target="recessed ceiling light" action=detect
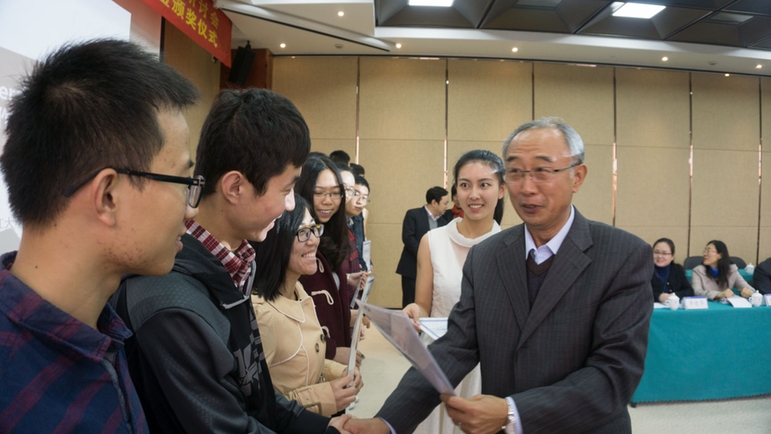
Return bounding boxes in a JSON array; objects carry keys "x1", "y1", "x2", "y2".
[
  {"x1": 409, "y1": 0, "x2": 454, "y2": 6},
  {"x1": 395, "y1": 43, "x2": 402, "y2": 49},
  {"x1": 662, "y1": 56, "x2": 668, "y2": 61},
  {"x1": 338, "y1": 11, "x2": 344, "y2": 17},
  {"x1": 612, "y1": 2, "x2": 665, "y2": 19},
  {"x1": 725, "y1": 73, "x2": 730, "y2": 77},
  {"x1": 512, "y1": 47, "x2": 519, "y2": 53},
  {"x1": 757, "y1": 64, "x2": 763, "y2": 69},
  {"x1": 280, "y1": 43, "x2": 286, "y2": 49}
]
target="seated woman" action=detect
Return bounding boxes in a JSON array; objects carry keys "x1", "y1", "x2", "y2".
[
  {"x1": 651, "y1": 238, "x2": 694, "y2": 302},
  {"x1": 692, "y1": 240, "x2": 754, "y2": 300},
  {"x1": 251, "y1": 194, "x2": 363, "y2": 416}
]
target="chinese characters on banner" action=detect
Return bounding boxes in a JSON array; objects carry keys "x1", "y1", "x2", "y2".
[{"x1": 142, "y1": 0, "x2": 232, "y2": 67}]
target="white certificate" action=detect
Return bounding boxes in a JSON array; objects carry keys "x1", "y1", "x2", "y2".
[
  {"x1": 419, "y1": 317, "x2": 448, "y2": 341},
  {"x1": 362, "y1": 240, "x2": 372, "y2": 271},
  {"x1": 357, "y1": 300, "x2": 455, "y2": 396}
]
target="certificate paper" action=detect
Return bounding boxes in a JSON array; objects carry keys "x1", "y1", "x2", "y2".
[
  {"x1": 357, "y1": 300, "x2": 455, "y2": 395},
  {"x1": 350, "y1": 273, "x2": 376, "y2": 309},
  {"x1": 419, "y1": 317, "x2": 448, "y2": 341},
  {"x1": 362, "y1": 240, "x2": 372, "y2": 271}
]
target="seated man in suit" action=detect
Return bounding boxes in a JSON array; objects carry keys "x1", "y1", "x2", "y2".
[
  {"x1": 348, "y1": 118, "x2": 653, "y2": 434},
  {"x1": 396, "y1": 186, "x2": 451, "y2": 307}
]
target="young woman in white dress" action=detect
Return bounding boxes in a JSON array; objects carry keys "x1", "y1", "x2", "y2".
[{"x1": 403, "y1": 149, "x2": 506, "y2": 434}]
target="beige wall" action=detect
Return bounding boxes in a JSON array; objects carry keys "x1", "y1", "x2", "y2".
[
  {"x1": 272, "y1": 56, "x2": 767, "y2": 308},
  {"x1": 161, "y1": 23, "x2": 221, "y2": 157}
]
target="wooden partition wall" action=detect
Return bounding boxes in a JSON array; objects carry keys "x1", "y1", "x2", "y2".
[{"x1": 271, "y1": 57, "x2": 770, "y2": 308}]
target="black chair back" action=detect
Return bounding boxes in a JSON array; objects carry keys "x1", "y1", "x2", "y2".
[
  {"x1": 730, "y1": 257, "x2": 746, "y2": 269},
  {"x1": 683, "y1": 256, "x2": 703, "y2": 270}
]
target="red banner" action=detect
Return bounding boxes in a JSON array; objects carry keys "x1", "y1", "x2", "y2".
[{"x1": 142, "y1": 0, "x2": 232, "y2": 67}]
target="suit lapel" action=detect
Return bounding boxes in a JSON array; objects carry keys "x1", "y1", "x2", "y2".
[
  {"x1": 498, "y1": 226, "x2": 529, "y2": 333},
  {"x1": 517, "y1": 212, "x2": 593, "y2": 349}
]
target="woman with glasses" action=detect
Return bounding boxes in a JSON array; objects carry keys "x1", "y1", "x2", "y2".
[
  {"x1": 251, "y1": 194, "x2": 363, "y2": 416},
  {"x1": 295, "y1": 155, "x2": 361, "y2": 368},
  {"x1": 692, "y1": 240, "x2": 755, "y2": 300},
  {"x1": 651, "y1": 238, "x2": 693, "y2": 303},
  {"x1": 402, "y1": 150, "x2": 505, "y2": 434}
]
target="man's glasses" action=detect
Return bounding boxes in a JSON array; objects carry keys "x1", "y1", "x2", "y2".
[
  {"x1": 63, "y1": 167, "x2": 205, "y2": 208},
  {"x1": 313, "y1": 188, "x2": 343, "y2": 201},
  {"x1": 296, "y1": 224, "x2": 324, "y2": 242},
  {"x1": 350, "y1": 189, "x2": 370, "y2": 204},
  {"x1": 504, "y1": 162, "x2": 580, "y2": 184}
]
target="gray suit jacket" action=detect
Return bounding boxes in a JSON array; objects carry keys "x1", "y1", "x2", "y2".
[{"x1": 377, "y1": 210, "x2": 653, "y2": 433}]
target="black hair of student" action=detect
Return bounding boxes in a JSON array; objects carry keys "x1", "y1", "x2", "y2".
[
  {"x1": 1, "y1": 39, "x2": 199, "y2": 227},
  {"x1": 329, "y1": 150, "x2": 351, "y2": 166},
  {"x1": 426, "y1": 186, "x2": 448, "y2": 205},
  {"x1": 354, "y1": 175, "x2": 369, "y2": 192},
  {"x1": 295, "y1": 155, "x2": 350, "y2": 270},
  {"x1": 196, "y1": 88, "x2": 309, "y2": 197},
  {"x1": 703, "y1": 240, "x2": 732, "y2": 289},
  {"x1": 653, "y1": 238, "x2": 676, "y2": 261},
  {"x1": 451, "y1": 184, "x2": 457, "y2": 198},
  {"x1": 452, "y1": 149, "x2": 505, "y2": 225},
  {"x1": 251, "y1": 194, "x2": 310, "y2": 302},
  {"x1": 350, "y1": 163, "x2": 365, "y2": 177}
]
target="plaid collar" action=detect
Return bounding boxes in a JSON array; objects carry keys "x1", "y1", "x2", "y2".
[{"x1": 185, "y1": 220, "x2": 256, "y2": 294}]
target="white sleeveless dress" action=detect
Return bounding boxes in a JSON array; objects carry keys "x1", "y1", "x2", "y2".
[{"x1": 414, "y1": 218, "x2": 501, "y2": 434}]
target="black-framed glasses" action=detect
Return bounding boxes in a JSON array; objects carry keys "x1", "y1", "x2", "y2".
[
  {"x1": 63, "y1": 167, "x2": 206, "y2": 208},
  {"x1": 504, "y1": 162, "x2": 581, "y2": 184},
  {"x1": 296, "y1": 224, "x2": 324, "y2": 243}
]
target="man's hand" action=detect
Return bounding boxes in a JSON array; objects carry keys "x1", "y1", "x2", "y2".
[
  {"x1": 329, "y1": 414, "x2": 352, "y2": 434},
  {"x1": 441, "y1": 394, "x2": 508, "y2": 434},
  {"x1": 344, "y1": 417, "x2": 390, "y2": 434}
]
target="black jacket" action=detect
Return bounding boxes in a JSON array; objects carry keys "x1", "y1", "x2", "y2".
[
  {"x1": 395, "y1": 207, "x2": 452, "y2": 278},
  {"x1": 112, "y1": 234, "x2": 334, "y2": 434},
  {"x1": 753, "y1": 257, "x2": 771, "y2": 295},
  {"x1": 651, "y1": 263, "x2": 694, "y2": 301}
]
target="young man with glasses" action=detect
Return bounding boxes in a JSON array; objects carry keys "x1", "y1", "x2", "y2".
[
  {"x1": 112, "y1": 89, "x2": 349, "y2": 433},
  {"x1": 0, "y1": 40, "x2": 199, "y2": 433}
]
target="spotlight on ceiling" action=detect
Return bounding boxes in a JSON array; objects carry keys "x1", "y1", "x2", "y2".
[
  {"x1": 611, "y1": 2, "x2": 665, "y2": 19},
  {"x1": 409, "y1": 0, "x2": 454, "y2": 6}
]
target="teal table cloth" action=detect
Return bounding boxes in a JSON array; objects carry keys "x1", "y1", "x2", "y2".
[{"x1": 631, "y1": 303, "x2": 771, "y2": 403}]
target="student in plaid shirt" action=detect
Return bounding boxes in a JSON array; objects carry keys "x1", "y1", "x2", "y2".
[{"x1": 0, "y1": 39, "x2": 200, "y2": 433}]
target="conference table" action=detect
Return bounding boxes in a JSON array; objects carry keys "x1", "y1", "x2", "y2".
[{"x1": 631, "y1": 302, "x2": 771, "y2": 404}]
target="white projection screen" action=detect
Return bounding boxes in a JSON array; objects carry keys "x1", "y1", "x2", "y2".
[{"x1": 0, "y1": 0, "x2": 161, "y2": 251}]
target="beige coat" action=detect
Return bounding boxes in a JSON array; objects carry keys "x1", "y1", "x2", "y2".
[
  {"x1": 692, "y1": 264, "x2": 754, "y2": 300},
  {"x1": 252, "y1": 282, "x2": 347, "y2": 416}
]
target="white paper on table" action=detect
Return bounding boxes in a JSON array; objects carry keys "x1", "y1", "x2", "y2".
[
  {"x1": 726, "y1": 296, "x2": 752, "y2": 308},
  {"x1": 357, "y1": 300, "x2": 456, "y2": 396},
  {"x1": 653, "y1": 302, "x2": 667, "y2": 309},
  {"x1": 347, "y1": 306, "x2": 365, "y2": 387},
  {"x1": 362, "y1": 240, "x2": 372, "y2": 271},
  {"x1": 350, "y1": 273, "x2": 376, "y2": 309},
  {"x1": 419, "y1": 317, "x2": 448, "y2": 340}
]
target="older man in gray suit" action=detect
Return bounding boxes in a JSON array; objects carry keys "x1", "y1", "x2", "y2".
[{"x1": 346, "y1": 118, "x2": 653, "y2": 434}]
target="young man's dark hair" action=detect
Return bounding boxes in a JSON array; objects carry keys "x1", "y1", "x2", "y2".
[
  {"x1": 426, "y1": 186, "x2": 449, "y2": 205},
  {"x1": 354, "y1": 175, "x2": 369, "y2": 192},
  {"x1": 196, "y1": 88, "x2": 310, "y2": 197},
  {"x1": 0, "y1": 39, "x2": 199, "y2": 433},
  {"x1": 350, "y1": 163, "x2": 365, "y2": 177},
  {"x1": 329, "y1": 149, "x2": 351, "y2": 166},
  {"x1": 2, "y1": 39, "x2": 199, "y2": 228}
]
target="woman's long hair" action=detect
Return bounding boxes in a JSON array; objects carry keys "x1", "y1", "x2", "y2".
[
  {"x1": 452, "y1": 149, "x2": 505, "y2": 224},
  {"x1": 295, "y1": 154, "x2": 350, "y2": 270},
  {"x1": 251, "y1": 194, "x2": 310, "y2": 302},
  {"x1": 703, "y1": 239, "x2": 731, "y2": 290}
]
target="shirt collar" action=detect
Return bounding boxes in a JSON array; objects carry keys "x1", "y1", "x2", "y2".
[
  {"x1": 186, "y1": 220, "x2": 256, "y2": 293},
  {"x1": 524, "y1": 205, "x2": 575, "y2": 264},
  {"x1": 424, "y1": 205, "x2": 441, "y2": 221}
]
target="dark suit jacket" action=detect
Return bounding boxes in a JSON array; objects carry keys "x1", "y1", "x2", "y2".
[
  {"x1": 651, "y1": 263, "x2": 694, "y2": 301},
  {"x1": 378, "y1": 210, "x2": 653, "y2": 434},
  {"x1": 752, "y1": 257, "x2": 771, "y2": 295},
  {"x1": 395, "y1": 207, "x2": 452, "y2": 278}
]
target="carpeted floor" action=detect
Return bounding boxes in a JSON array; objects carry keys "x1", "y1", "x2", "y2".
[{"x1": 349, "y1": 325, "x2": 771, "y2": 433}]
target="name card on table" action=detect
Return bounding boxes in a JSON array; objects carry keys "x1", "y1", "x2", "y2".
[
  {"x1": 765, "y1": 294, "x2": 771, "y2": 307},
  {"x1": 683, "y1": 296, "x2": 708, "y2": 310}
]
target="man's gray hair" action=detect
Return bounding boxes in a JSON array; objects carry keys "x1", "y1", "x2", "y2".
[{"x1": 502, "y1": 117, "x2": 585, "y2": 164}]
